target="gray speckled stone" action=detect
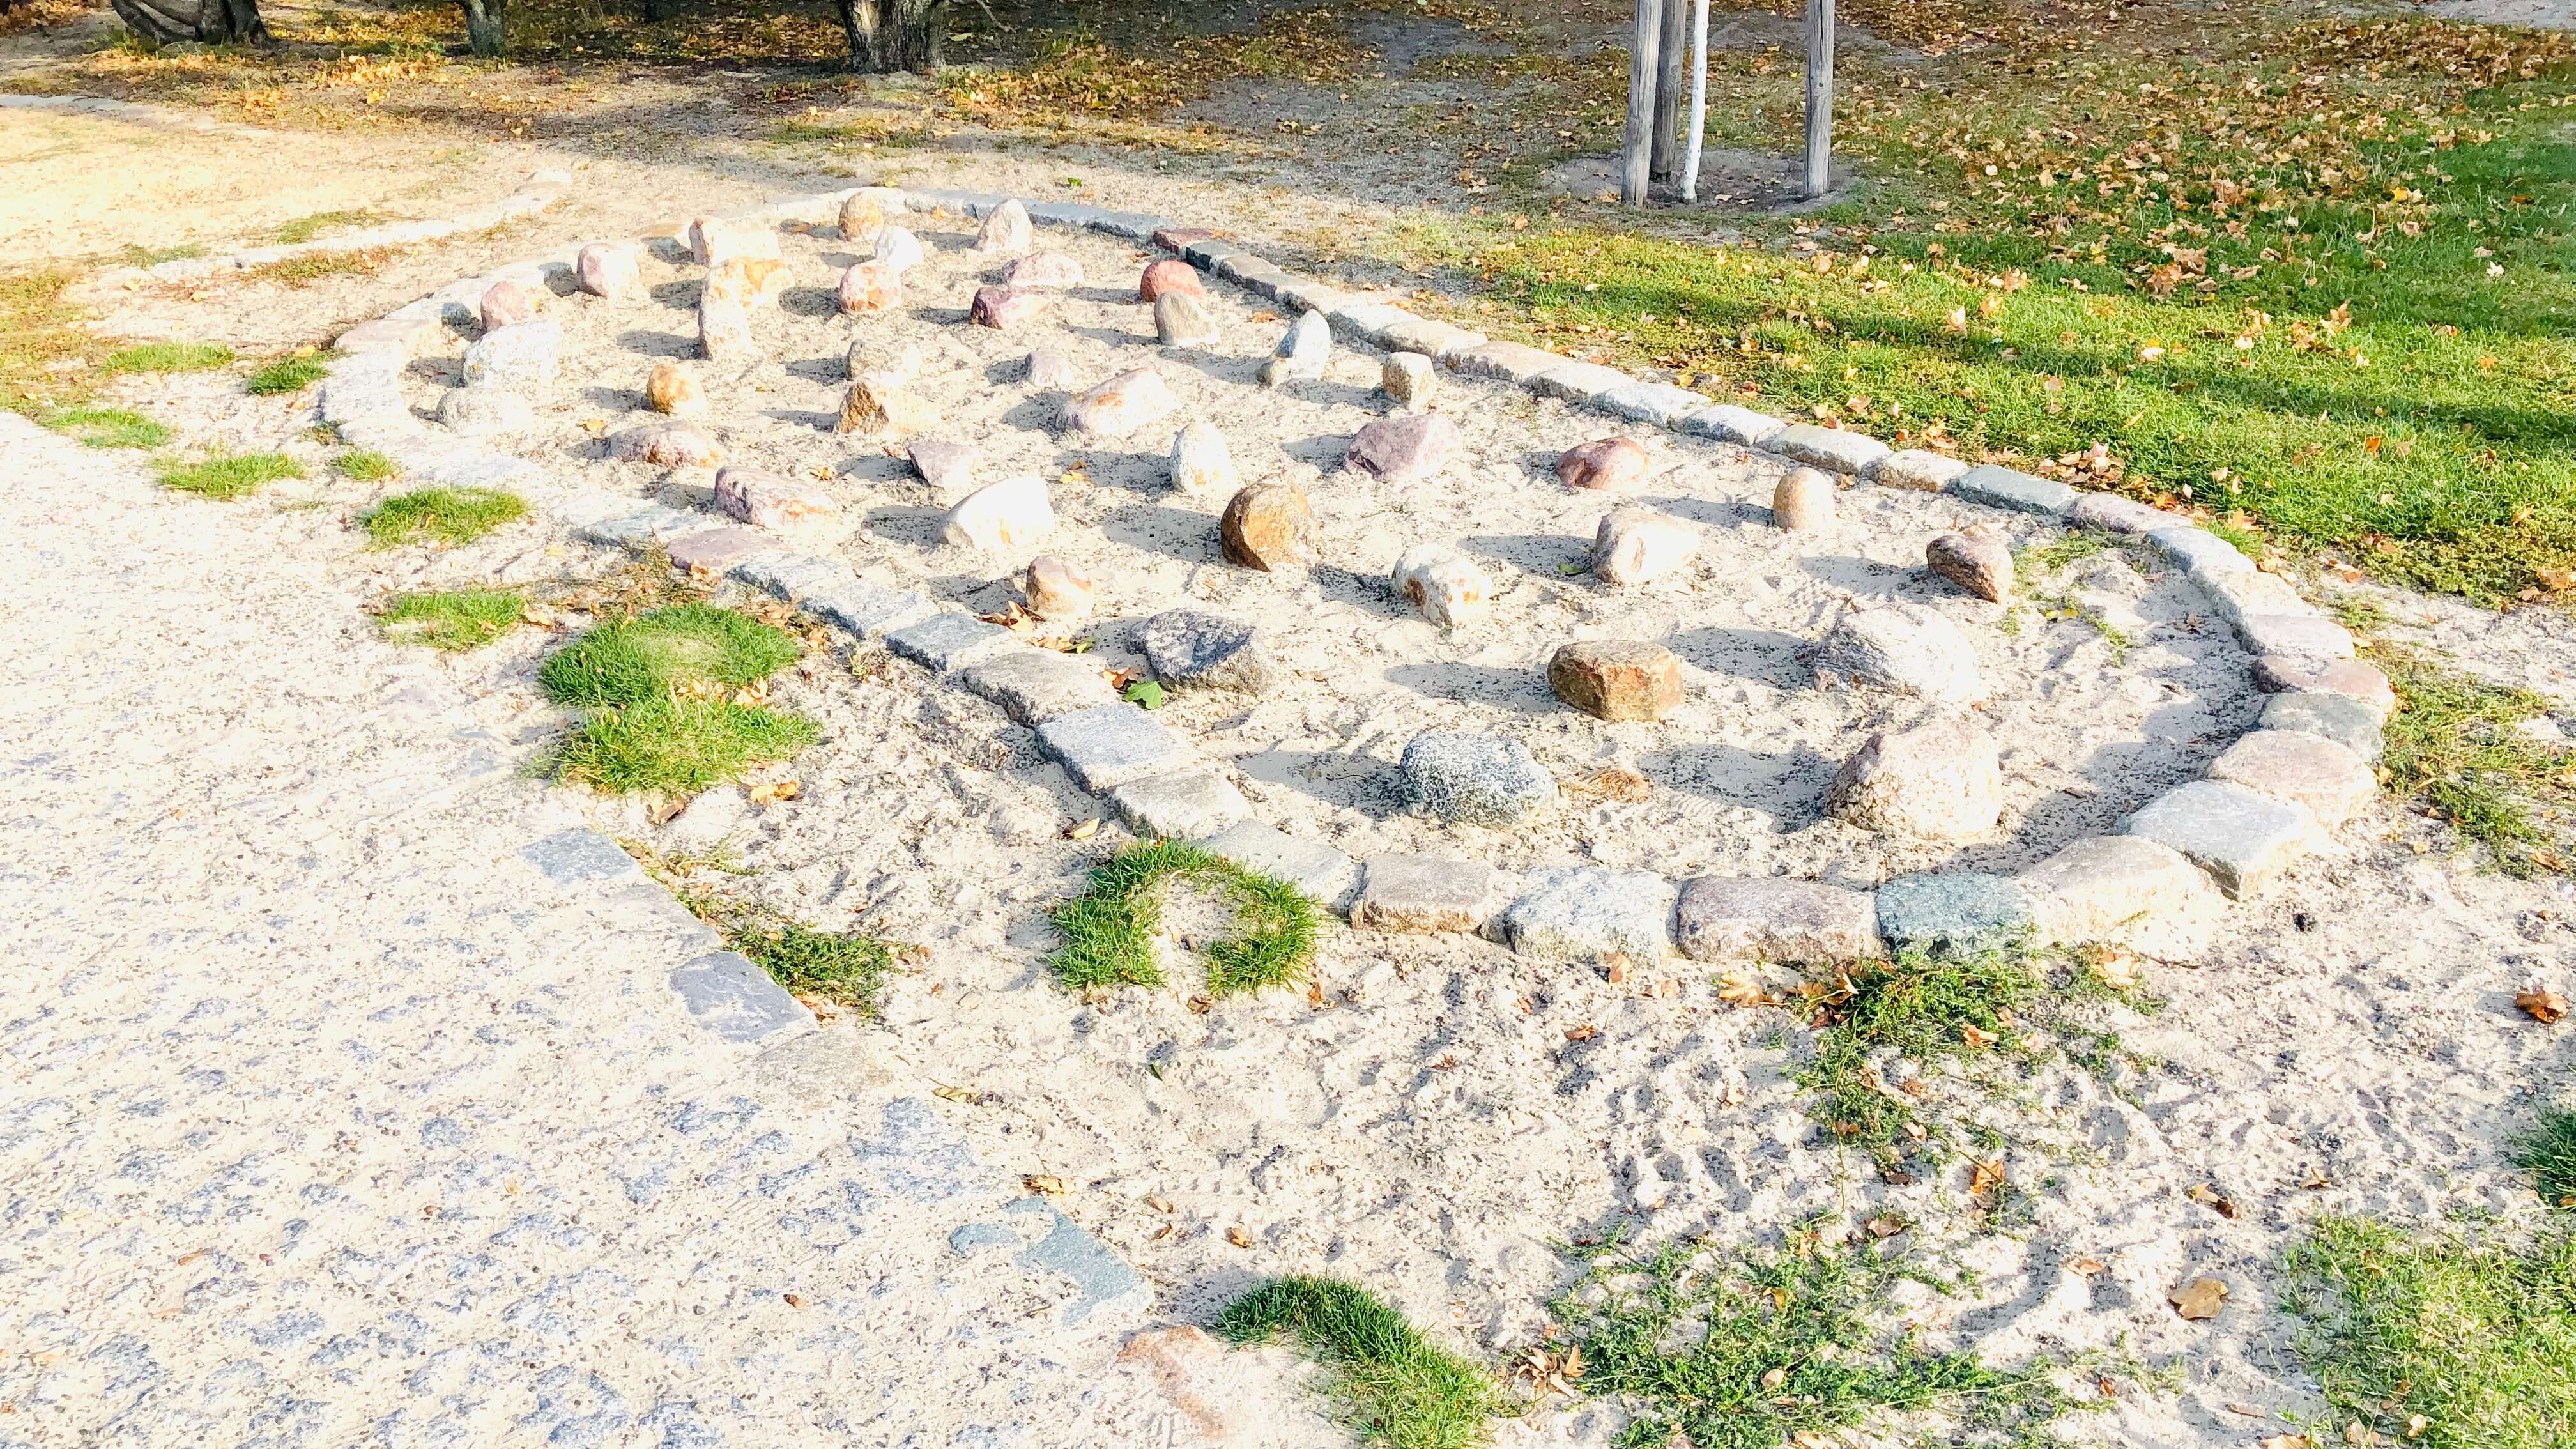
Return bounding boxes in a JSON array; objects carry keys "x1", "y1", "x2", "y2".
[
  {"x1": 1350, "y1": 855, "x2": 1515, "y2": 935},
  {"x1": 1675, "y1": 876, "x2": 1882, "y2": 963},
  {"x1": 2260, "y1": 691, "x2": 2383, "y2": 760},
  {"x1": 1592, "y1": 381, "x2": 1710, "y2": 427},
  {"x1": 1529, "y1": 361, "x2": 1636, "y2": 402},
  {"x1": 668, "y1": 950, "x2": 814, "y2": 1044},
  {"x1": 2119, "y1": 779, "x2": 2320, "y2": 898},
  {"x1": 1447, "y1": 339, "x2": 1568, "y2": 386},
  {"x1": 2146, "y1": 526, "x2": 2255, "y2": 577},
  {"x1": 521, "y1": 828, "x2": 644, "y2": 884},
  {"x1": 1678, "y1": 405, "x2": 1787, "y2": 447},
  {"x1": 1499, "y1": 868, "x2": 1676, "y2": 963},
  {"x1": 1199, "y1": 820, "x2": 1360, "y2": 907},
  {"x1": 1036, "y1": 703, "x2": 1196, "y2": 792},
  {"x1": 1004, "y1": 1199, "x2": 1154, "y2": 1325},
  {"x1": 1378, "y1": 316, "x2": 1486, "y2": 359},
  {"x1": 1107, "y1": 768, "x2": 1250, "y2": 840},
  {"x1": 2195, "y1": 568, "x2": 2312, "y2": 627},
  {"x1": 1874, "y1": 873, "x2": 2034, "y2": 956},
  {"x1": 730, "y1": 551, "x2": 860, "y2": 605},
  {"x1": 2069, "y1": 493, "x2": 2186, "y2": 534},
  {"x1": 1873, "y1": 449, "x2": 1968, "y2": 492},
  {"x1": 461, "y1": 317, "x2": 563, "y2": 389},
  {"x1": 1769, "y1": 424, "x2": 1892, "y2": 475},
  {"x1": 887, "y1": 612, "x2": 1016, "y2": 672},
  {"x1": 1954, "y1": 464, "x2": 2076, "y2": 514},
  {"x1": 808, "y1": 584, "x2": 939, "y2": 639},
  {"x1": 956, "y1": 647, "x2": 1121, "y2": 725},
  {"x1": 576, "y1": 505, "x2": 723, "y2": 549},
  {"x1": 2017, "y1": 835, "x2": 2213, "y2": 944},
  {"x1": 2236, "y1": 613, "x2": 2356, "y2": 661},
  {"x1": 2209, "y1": 728, "x2": 2377, "y2": 828},
  {"x1": 666, "y1": 526, "x2": 780, "y2": 574},
  {"x1": 1817, "y1": 602, "x2": 1987, "y2": 705},
  {"x1": 1137, "y1": 610, "x2": 1280, "y2": 694},
  {"x1": 1399, "y1": 732, "x2": 1558, "y2": 826}
]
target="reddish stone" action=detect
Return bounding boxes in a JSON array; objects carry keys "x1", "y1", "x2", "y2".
[
  {"x1": 1555, "y1": 436, "x2": 1650, "y2": 492},
  {"x1": 836, "y1": 260, "x2": 901, "y2": 315},
  {"x1": 1220, "y1": 483, "x2": 1318, "y2": 574},
  {"x1": 1548, "y1": 640, "x2": 1683, "y2": 721},
  {"x1": 1004, "y1": 253, "x2": 1084, "y2": 289},
  {"x1": 1345, "y1": 412, "x2": 1462, "y2": 486},
  {"x1": 479, "y1": 280, "x2": 539, "y2": 333},
  {"x1": 1138, "y1": 258, "x2": 1204, "y2": 303},
  {"x1": 970, "y1": 284, "x2": 1053, "y2": 329}
]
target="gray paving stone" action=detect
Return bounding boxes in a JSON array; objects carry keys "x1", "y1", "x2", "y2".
[
  {"x1": 413, "y1": 448, "x2": 541, "y2": 489},
  {"x1": 1499, "y1": 867, "x2": 1676, "y2": 963},
  {"x1": 1273, "y1": 277, "x2": 1354, "y2": 316},
  {"x1": 1199, "y1": 820, "x2": 1360, "y2": 907},
  {"x1": 1399, "y1": 731, "x2": 1558, "y2": 826},
  {"x1": 808, "y1": 583, "x2": 939, "y2": 640},
  {"x1": 1874, "y1": 873, "x2": 2034, "y2": 956},
  {"x1": 2195, "y1": 567, "x2": 2312, "y2": 627},
  {"x1": 1349, "y1": 854, "x2": 1515, "y2": 935},
  {"x1": 1107, "y1": 767, "x2": 1250, "y2": 839},
  {"x1": 521, "y1": 827, "x2": 644, "y2": 884},
  {"x1": 1324, "y1": 300, "x2": 1415, "y2": 344},
  {"x1": 1954, "y1": 464, "x2": 2076, "y2": 514},
  {"x1": 2120, "y1": 779, "x2": 2320, "y2": 898},
  {"x1": 2209, "y1": 728, "x2": 2378, "y2": 828},
  {"x1": 1377, "y1": 316, "x2": 1487, "y2": 359},
  {"x1": 1769, "y1": 424, "x2": 1892, "y2": 475},
  {"x1": 667, "y1": 950, "x2": 815, "y2": 1044},
  {"x1": 2016, "y1": 835, "x2": 2213, "y2": 944},
  {"x1": 1183, "y1": 238, "x2": 1245, "y2": 271},
  {"x1": 666, "y1": 526, "x2": 782, "y2": 574},
  {"x1": 2235, "y1": 613, "x2": 2356, "y2": 661},
  {"x1": 885, "y1": 611, "x2": 1015, "y2": 671},
  {"x1": 1446, "y1": 339, "x2": 1567, "y2": 385},
  {"x1": 1529, "y1": 361, "x2": 1637, "y2": 402},
  {"x1": 2069, "y1": 493, "x2": 2185, "y2": 534},
  {"x1": 1592, "y1": 381, "x2": 1710, "y2": 427},
  {"x1": 946, "y1": 1198, "x2": 1153, "y2": 1326},
  {"x1": 1082, "y1": 208, "x2": 1168, "y2": 240},
  {"x1": 2146, "y1": 525, "x2": 2256, "y2": 577},
  {"x1": 1676, "y1": 404, "x2": 1788, "y2": 447},
  {"x1": 956, "y1": 646, "x2": 1121, "y2": 724},
  {"x1": 1023, "y1": 200, "x2": 1110, "y2": 228},
  {"x1": 576, "y1": 505, "x2": 724, "y2": 549},
  {"x1": 730, "y1": 551, "x2": 861, "y2": 605},
  {"x1": 2253, "y1": 656, "x2": 2395, "y2": 718},
  {"x1": 1873, "y1": 449, "x2": 1968, "y2": 492},
  {"x1": 1036, "y1": 703, "x2": 1197, "y2": 792},
  {"x1": 1674, "y1": 876, "x2": 1883, "y2": 963},
  {"x1": 2260, "y1": 691, "x2": 2384, "y2": 761}
]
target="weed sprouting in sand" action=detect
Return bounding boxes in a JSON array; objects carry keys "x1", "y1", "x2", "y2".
[
  {"x1": 2373, "y1": 643, "x2": 2572, "y2": 877},
  {"x1": 103, "y1": 341, "x2": 233, "y2": 374},
  {"x1": 730, "y1": 921, "x2": 905, "y2": 1018},
  {"x1": 157, "y1": 450, "x2": 301, "y2": 500},
  {"x1": 539, "y1": 604, "x2": 815, "y2": 795},
  {"x1": 1217, "y1": 1276, "x2": 1498, "y2": 1449},
  {"x1": 2517, "y1": 1108, "x2": 2576, "y2": 1211},
  {"x1": 334, "y1": 448, "x2": 400, "y2": 482},
  {"x1": 362, "y1": 486, "x2": 528, "y2": 547},
  {"x1": 376, "y1": 587, "x2": 527, "y2": 652},
  {"x1": 245, "y1": 353, "x2": 333, "y2": 396},
  {"x1": 45, "y1": 406, "x2": 169, "y2": 448},
  {"x1": 1048, "y1": 839, "x2": 1316, "y2": 996}
]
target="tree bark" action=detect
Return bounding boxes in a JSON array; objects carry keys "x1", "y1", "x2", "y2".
[
  {"x1": 459, "y1": 0, "x2": 506, "y2": 56},
  {"x1": 837, "y1": 0, "x2": 946, "y2": 73},
  {"x1": 1620, "y1": 0, "x2": 1662, "y2": 206},
  {"x1": 1649, "y1": 0, "x2": 1687, "y2": 184},
  {"x1": 111, "y1": 0, "x2": 271, "y2": 46}
]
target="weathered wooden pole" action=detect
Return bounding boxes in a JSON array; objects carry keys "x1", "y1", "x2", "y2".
[
  {"x1": 1650, "y1": 0, "x2": 1687, "y2": 184},
  {"x1": 1804, "y1": 0, "x2": 1834, "y2": 198},
  {"x1": 1621, "y1": 0, "x2": 1664, "y2": 205},
  {"x1": 1680, "y1": 0, "x2": 1709, "y2": 203}
]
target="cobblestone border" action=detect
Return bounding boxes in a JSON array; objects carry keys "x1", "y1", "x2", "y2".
[{"x1": 318, "y1": 183, "x2": 2385, "y2": 969}]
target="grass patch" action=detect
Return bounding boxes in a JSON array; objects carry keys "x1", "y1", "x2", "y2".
[
  {"x1": 1, "y1": 268, "x2": 101, "y2": 415},
  {"x1": 549, "y1": 697, "x2": 821, "y2": 795},
  {"x1": 334, "y1": 447, "x2": 400, "y2": 482},
  {"x1": 1789, "y1": 947, "x2": 2051, "y2": 1169},
  {"x1": 539, "y1": 604, "x2": 817, "y2": 795},
  {"x1": 376, "y1": 587, "x2": 527, "y2": 652},
  {"x1": 1553, "y1": 1227, "x2": 2072, "y2": 1449},
  {"x1": 45, "y1": 406, "x2": 169, "y2": 448},
  {"x1": 102, "y1": 341, "x2": 233, "y2": 374},
  {"x1": 269, "y1": 209, "x2": 376, "y2": 245},
  {"x1": 2518, "y1": 1108, "x2": 2576, "y2": 1211},
  {"x1": 539, "y1": 602, "x2": 804, "y2": 709},
  {"x1": 362, "y1": 486, "x2": 528, "y2": 547},
  {"x1": 731, "y1": 921, "x2": 902, "y2": 1018},
  {"x1": 2283, "y1": 1216, "x2": 2576, "y2": 1449},
  {"x1": 245, "y1": 353, "x2": 332, "y2": 396},
  {"x1": 2373, "y1": 643, "x2": 2572, "y2": 876},
  {"x1": 157, "y1": 450, "x2": 302, "y2": 500},
  {"x1": 240, "y1": 250, "x2": 390, "y2": 288},
  {"x1": 1048, "y1": 838, "x2": 1317, "y2": 996},
  {"x1": 1216, "y1": 1276, "x2": 1498, "y2": 1449},
  {"x1": 120, "y1": 242, "x2": 207, "y2": 268}
]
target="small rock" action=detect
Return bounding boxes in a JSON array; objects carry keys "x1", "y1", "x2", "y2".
[
  {"x1": 1830, "y1": 717, "x2": 2004, "y2": 839},
  {"x1": 574, "y1": 242, "x2": 640, "y2": 300},
  {"x1": 1154, "y1": 291, "x2": 1222, "y2": 348},
  {"x1": 705, "y1": 257, "x2": 788, "y2": 309},
  {"x1": 1138, "y1": 610, "x2": 1280, "y2": 695},
  {"x1": 838, "y1": 372, "x2": 939, "y2": 436},
  {"x1": 837, "y1": 260, "x2": 901, "y2": 314},
  {"x1": 2018, "y1": 836, "x2": 2212, "y2": 945},
  {"x1": 479, "y1": 279, "x2": 540, "y2": 333},
  {"x1": 1674, "y1": 876, "x2": 1884, "y2": 963},
  {"x1": 1062, "y1": 367, "x2": 1178, "y2": 437},
  {"x1": 941, "y1": 475, "x2": 1054, "y2": 552},
  {"x1": 1556, "y1": 436, "x2": 1650, "y2": 493},
  {"x1": 1876, "y1": 873, "x2": 2033, "y2": 956},
  {"x1": 1927, "y1": 531, "x2": 2014, "y2": 602},
  {"x1": 2208, "y1": 728, "x2": 2377, "y2": 829},
  {"x1": 1499, "y1": 867, "x2": 1676, "y2": 963},
  {"x1": 1169, "y1": 421, "x2": 1237, "y2": 497},
  {"x1": 714, "y1": 465, "x2": 839, "y2": 531},
  {"x1": 1024, "y1": 349, "x2": 1078, "y2": 389},
  {"x1": 1592, "y1": 507, "x2": 1698, "y2": 586},
  {"x1": 874, "y1": 224, "x2": 924, "y2": 275},
  {"x1": 837, "y1": 189, "x2": 886, "y2": 243},
  {"x1": 1261, "y1": 310, "x2": 1330, "y2": 387},
  {"x1": 1138, "y1": 257, "x2": 1203, "y2": 302},
  {"x1": 2120, "y1": 779, "x2": 2319, "y2": 899},
  {"x1": 608, "y1": 423, "x2": 722, "y2": 468},
  {"x1": 1021, "y1": 555, "x2": 1093, "y2": 620},
  {"x1": 1549, "y1": 641, "x2": 1683, "y2": 722},
  {"x1": 435, "y1": 385, "x2": 531, "y2": 436},
  {"x1": 1875, "y1": 448, "x2": 1968, "y2": 493},
  {"x1": 971, "y1": 284, "x2": 1052, "y2": 329},
  {"x1": 1400, "y1": 732, "x2": 1557, "y2": 825},
  {"x1": 1380, "y1": 351, "x2": 1436, "y2": 408},
  {"x1": 1818, "y1": 602, "x2": 1986, "y2": 705},
  {"x1": 975, "y1": 198, "x2": 1032, "y2": 254},
  {"x1": 645, "y1": 361, "x2": 706, "y2": 418},
  {"x1": 1351, "y1": 855, "x2": 1514, "y2": 935},
  {"x1": 687, "y1": 217, "x2": 779, "y2": 268},
  {"x1": 905, "y1": 438, "x2": 977, "y2": 496},
  {"x1": 1219, "y1": 483, "x2": 1317, "y2": 574},
  {"x1": 2260, "y1": 691, "x2": 2384, "y2": 762},
  {"x1": 848, "y1": 339, "x2": 921, "y2": 385},
  {"x1": 1772, "y1": 466, "x2": 1837, "y2": 530},
  {"x1": 1004, "y1": 252, "x2": 1084, "y2": 289},
  {"x1": 698, "y1": 297, "x2": 755, "y2": 362},
  {"x1": 2251, "y1": 656, "x2": 2395, "y2": 719},
  {"x1": 461, "y1": 317, "x2": 562, "y2": 388},
  {"x1": 1346, "y1": 412, "x2": 1462, "y2": 485},
  {"x1": 1390, "y1": 543, "x2": 1492, "y2": 627}
]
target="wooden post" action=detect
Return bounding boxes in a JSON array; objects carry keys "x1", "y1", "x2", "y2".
[
  {"x1": 1804, "y1": 0, "x2": 1834, "y2": 198},
  {"x1": 1621, "y1": 0, "x2": 1664, "y2": 206},
  {"x1": 1650, "y1": 0, "x2": 1687, "y2": 185}
]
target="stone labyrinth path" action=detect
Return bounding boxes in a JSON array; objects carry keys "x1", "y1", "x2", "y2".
[{"x1": 326, "y1": 186, "x2": 2394, "y2": 966}]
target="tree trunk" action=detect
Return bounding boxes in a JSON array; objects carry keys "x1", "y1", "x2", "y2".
[
  {"x1": 636, "y1": 0, "x2": 677, "y2": 22},
  {"x1": 1648, "y1": 0, "x2": 1687, "y2": 184},
  {"x1": 459, "y1": 0, "x2": 506, "y2": 56},
  {"x1": 838, "y1": 0, "x2": 946, "y2": 73},
  {"x1": 111, "y1": 0, "x2": 271, "y2": 45}
]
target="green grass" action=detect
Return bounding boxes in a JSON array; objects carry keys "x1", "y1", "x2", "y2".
[
  {"x1": 1047, "y1": 838, "x2": 1317, "y2": 996},
  {"x1": 731, "y1": 921, "x2": 901, "y2": 1017},
  {"x1": 362, "y1": 486, "x2": 528, "y2": 547},
  {"x1": 538, "y1": 602, "x2": 806, "y2": 709},
  {"x1": 1216, "y1": 1277, "x2": 1498, "y2": 1449},
  {"x1": 2518, "y1": 1108, "x2": 2576, "y2": 1211},
  {"x1": 539, "y1": 604, "x2": 817, "y2": 795},
  {"x1": 334, "y1": 448, "x2": 400, "y2": 482},
  {"x1": 2373, "y1": 643, "x2": 2572, "y2": 876},
  {"x1": 376, "y1": 587, "x2": 526, "y2": 652},
  {"x1": 102, "y1": 341, "x2": 234, "y2": 374},
  {"x1": 1791, "y1": 947, "x2": 2053, "y2": 1169},
  {"x1": 245, "y1": 353, "x2": 332, "y2": 396},
  {"x1": 2283, "y1": 1216, "x2": 2576, "y2": 1449},
  {"x1": 121, "y1": 243, "x2": 207, "y2": 268},
  {"x1": 157, "y1": 450, "x2": 302, "y2": 500},
  {"x1": 269, "y1": 209, "x2": 376, "y2": 245},
  {"x1": 45, "y1": 406, "x2": 169, "y2": 448},
  {"x1": 549, "y1": 696, "x2": 821, "y2": 795},
  {"x1": 1553, "y1": 1228, "x2": 2071, "y2": 1449}
]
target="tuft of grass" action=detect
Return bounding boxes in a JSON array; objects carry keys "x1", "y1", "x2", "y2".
[
  {"x1": 245, "y1": 353, "x2": 332, "y2": 396},
  {"x1": 2283, "y1": 1216, "x2": 2576, "y2": 1449},
  {"x1": 1216, "y1": 1276, "x2": 1498, "y2": 1449},
  {"x1": 2518, "y1": 1108, "x2": 2576, "y2": 1211},
  {"x1": 731, "y1": 921, "x2": 902, "y2": 1018},
  {"x1": 1554, "y1": 1227, "x2": 2071, "y2": 1449},
  {"x1": 45, "y1": 406, "x2": 169, "y2": 448},
  {"x1": 121, "y1": 242, "x2": 207, "y2": 268},
  {"x1": 102, "y1": 341, "x2": 234, "y2": 374},
  {"x1": 334, "y1": 447, "x2": 400, "y2": 482},
  {"x1": 376, "y1": 587, "x2": 526, "y2": 652},
  {"x1": 539, "y1": 602, "x2": 805, "y2": 709},
  {"x1": 269, "y1": 210, "x2": 376, "y2": 245},
  {"x1": 1, "y1": 268, "x2": 101, "y2": 416},
  {"x1": 549, "y1": 697, "x2": 820, "y2": 795},
  {"x1": 240, "y1": 250, "x2": 389, "y2": 288},
  {"x1": 157, "y1": 450, "x2": 302, "y2": 500},
  {"x1": 2373, "y1": 643, "x2": 2572, "y2": 877},
  {"x1": 1048, "y1": 838, "x2": 1317, "y2": 996},
  {"x1": 1788, "y1": 947, "x2": 2053, "y2": 1169},
  {"x1": 362, "y1": 486, "x2": 528, "y2": 548}
]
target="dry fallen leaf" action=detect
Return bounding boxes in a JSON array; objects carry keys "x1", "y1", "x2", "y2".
[
  {"x1": 2260, "y1": 1436, "x2": 2312, "y2": 1449},
  {"x1": 1602, "y1": 952, "x2": 1632, "y2": 985},
  {"x1": 2068, "y1": 1257, "x2": 2107, "y2": 1276},
  {"x1": 2225, "y1": 1402, "x2": 2269, "y2": 1417},
  {"x1": 1759, "y1": 1366, "x2": 1788, "y2": 1390},
  {"x1": 2343, "y1": 1422, "x2": 2378, "y2": 1446},
  {"x1": 1023, "y1": 1174, "x2": 1069, "y2": 1196},
  {"x1": 2188, "y1": 1183, "x2": 2241, "y2": 1218},
  {"x1": 747, "y1": 779, "x2": 801, "y2": 805},
  {"x1": 1716, "y1": 970, "x2": 1765, "y2": 1006},
  {"x1": 1145, "y1": 1195, "x2": 1173, "y2": 1213},
  {"x1": 931, "y1": 1085, "x2": 983, "y2": 1106},
  {"x1": 1066, "y1": 818, "x2": 1101, "y2": 841},
  {"x1": 2089, "y1": 946, "x2": 2141, "y2": 990},
  {"x1": 1225, "y1": 1226, "x2": 1254, "y2": 1248},
  {"x1": 1864, "y1": 1215, "x2": 1906, "y2": 1238},
  {"x1": 1961, "y1": 1023, "x2": 1999, "y2": 1050},
  {"x1": 2517, "y1": 982, "x2": 2568, "y2": 1023},
  {"x1": 2169, "y1": 1276, "x2": 2230, "y2": 1321},
  {"x1": 783, "y1": 1292, "x2": 806, "y2": 1308},
  {"x1": 1563, "y1": 1024, "x2": 1598, "y2": 1042},
  {"x1": 1970, "y1": 1159, "x2": 2008, "y2": 1196}
]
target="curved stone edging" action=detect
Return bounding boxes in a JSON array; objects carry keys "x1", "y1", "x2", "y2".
[{"x1": 316, "y1": 181, "x2": 2384, "y2": 969}]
